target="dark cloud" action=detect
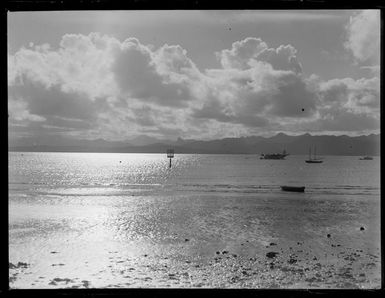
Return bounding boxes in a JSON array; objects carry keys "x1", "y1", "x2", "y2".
[
  {"x1": 319, "y1": 80, "x2": 349, "y2": 103},
  {"x1": 44, "y1": 116, "x2": 93, "y2": 130},
  {"x1": 9, "y1": 77, "x2": 99, "y2": 121},
  {"x1": 192, "y1": 100, "x2": 234, "y2": 123},
  {"x1": 131, "y1": 106, "x2": 157, "y2": 127},
  {"x1": 112, "y1": 42, "x2": 193, "y2": 107},
  {"x1": 266, "y1": 74, "x2": 317, "y2": 117},
  {"x1": 319, "y1": 109, "x2": 379, "y2": 131},
  {"x1": 192, "y1": 98, "x2": 269, "y2": 128}
]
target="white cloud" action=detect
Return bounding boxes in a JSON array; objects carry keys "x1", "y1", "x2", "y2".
[
  {"x1": 216, "y1": 37, "x2": 302, "y2": 73},
  {"x1": 319, "y1": 77, "x2": 380, "y2": 112},
  {"x1": 8, "y1": 33, "x2": 380, "y2": 141},
  {"x1": 345, "y1": 10, "x2": 380, "y2": 64},
  {"x1": 216, "y1": 38, "x2": 268, "y2": 69},
  {"x1": 10, "y1": 33, "x2": 119, "y2": 99}
]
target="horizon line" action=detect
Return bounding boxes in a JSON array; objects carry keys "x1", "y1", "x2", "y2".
[{"x1": 8, "y1": 131, "x2": 381, "y2": 143}]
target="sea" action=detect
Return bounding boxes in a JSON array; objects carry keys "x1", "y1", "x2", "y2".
[{"x1": 8, "y1": 152, "x2": 381, "y2": 288}]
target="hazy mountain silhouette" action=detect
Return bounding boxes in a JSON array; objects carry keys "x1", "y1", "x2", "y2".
[{"x1": 9, "y1": 133, "x2": 380, "y2": 156}]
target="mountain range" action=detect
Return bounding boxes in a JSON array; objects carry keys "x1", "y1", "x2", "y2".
[{"x1": 8, "y1": 133, "x2": 380, "y2": 156}]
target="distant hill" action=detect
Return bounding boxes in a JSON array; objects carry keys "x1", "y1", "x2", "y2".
[{"x1": 8, "y1": 133, "x2": 380, "y2": 156}]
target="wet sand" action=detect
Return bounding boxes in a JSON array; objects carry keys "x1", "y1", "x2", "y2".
[{"x1": 9, "y1": 192, "x2": 381, "y2": 289}]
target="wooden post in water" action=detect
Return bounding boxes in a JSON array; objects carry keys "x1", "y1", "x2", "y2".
[{"x1": 167, "y1": 149, "x2": 174, "y2": 168}]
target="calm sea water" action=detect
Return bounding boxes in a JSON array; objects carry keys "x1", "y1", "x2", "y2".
[
  {"x1": 8, "y1": 152, "x2": 380, "y2": 199},
  {"x1": 8, "y1": 152, "x2": 381, "y2": 288}
]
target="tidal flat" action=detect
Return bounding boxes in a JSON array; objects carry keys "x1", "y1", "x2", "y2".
[{"x1": 9, "y1": 192, "x2": 381, "y2": 289}]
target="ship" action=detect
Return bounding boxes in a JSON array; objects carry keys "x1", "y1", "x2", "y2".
[
  {"x1": 359, "y1": 156, "x2": 373, "y2": 160},
  {"x1": 260, "y1": 149, "x2": 289, "y2": 160}
]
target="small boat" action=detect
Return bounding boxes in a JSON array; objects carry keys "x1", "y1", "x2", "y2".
[
  {"x1": 306, "y1": 159, "x2": 323, "y2": 164},
  {"x1": 305, "y1": 146, "x2": 323, "y2": 163},
  {"x1": 281, "y1": 186, "x2": 305, "y2": 192},
  {"x1": 260, "y1": 149, "x2": 289, "y2": 160},
  {"x1": 360, "y1": 156, "x2": 373, "y2": 160}
]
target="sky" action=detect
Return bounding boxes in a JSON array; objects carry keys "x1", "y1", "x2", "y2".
[{"x1": 8, "y1": 10, "x2": 381, "y2": 142}]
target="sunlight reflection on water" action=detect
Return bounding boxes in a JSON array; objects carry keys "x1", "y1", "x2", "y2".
[{"x1": 8, "y1": 152, "x2": 381, "y2": 288}]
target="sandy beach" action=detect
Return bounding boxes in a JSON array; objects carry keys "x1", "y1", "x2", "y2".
[{"x1": 9, "y1": 191, "x2": 381, "y2": 289}]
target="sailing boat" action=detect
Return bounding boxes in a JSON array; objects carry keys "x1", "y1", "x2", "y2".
[{"x1": 305, "y1": 146, "x2": 323, "y2": 163}]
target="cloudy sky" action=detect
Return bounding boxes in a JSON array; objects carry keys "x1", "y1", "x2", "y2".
[{"x1": 8, "y1": 10, "x2": 380, "y2": 142}]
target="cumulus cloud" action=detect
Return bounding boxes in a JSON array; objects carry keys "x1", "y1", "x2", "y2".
[
  {"x1": 216, "y1": 38, "x2": 268, "y2": 69},
  {"x1": 197, "y1": 52, "x2": 316, "y2": 129},
  {"x1": 8, "y1": 33, "x2": 207, "y2": 139},
  {"x1": 7, "y1": 32, "x2": 380, "y2": 141},
  {"x1": 216, "y1": 37, "x2": 302, "y2": 73},
  {"x1": 345, "y1": 10, "x2": 380, "y2": 64},
  {"x1": 305, "y1": 76, "x2": 381, "y2": 133},
  {"x1": 9, "y1": 33, "x2": 120, "y2": 100},
  {"x1": 112, "y1": 39, "x2": 199, "y2": 107},
  {"x1": 319, "y1": 77, "x2": 380, "y2": 112}
]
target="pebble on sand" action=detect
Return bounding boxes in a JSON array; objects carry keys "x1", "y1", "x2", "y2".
[
  {"x1": 266, "y1": 252, "x2": 279, "y2": 259},
  {"x1": 9, "y1": 262, "x2": 29, "y2": 269}
]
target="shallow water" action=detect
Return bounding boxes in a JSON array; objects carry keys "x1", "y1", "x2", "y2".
[{"x1": 9, "y1": 152, "x2": 381, "y2": 288}]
